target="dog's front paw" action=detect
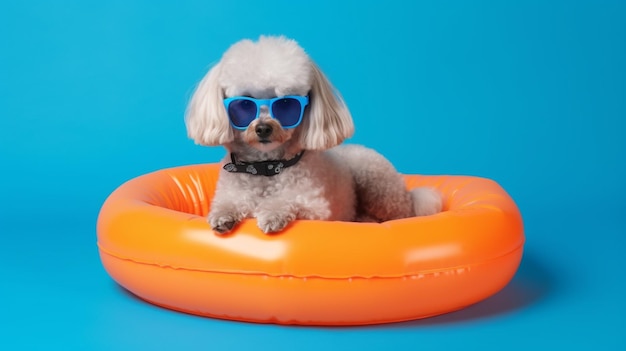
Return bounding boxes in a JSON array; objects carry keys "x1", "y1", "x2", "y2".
[
  {"x1": 208, "y1": 213, "x2": 240, "y2": 234},
  {"x1": 256, "y1": 212, "x2": 295, "y2": 234}
]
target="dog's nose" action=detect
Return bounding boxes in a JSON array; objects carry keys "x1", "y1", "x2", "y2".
[{"x1": 255, "y1": 124, "x2": 273, "y2": 139}]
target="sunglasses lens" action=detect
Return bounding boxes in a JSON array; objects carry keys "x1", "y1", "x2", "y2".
[
  {"x1": 271, "y1": 98, "x2": 302, "y2": 127},
  {"x1": 228, "y1": 99, "x2": 257, "y2": 128}
]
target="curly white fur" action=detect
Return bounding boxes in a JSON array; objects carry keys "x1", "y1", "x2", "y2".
[{"x1": 186, "y1": 36, "x2": 442, "y2": 234}]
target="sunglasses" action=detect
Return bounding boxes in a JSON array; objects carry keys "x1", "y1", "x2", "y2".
[{"x1": 223, "y1": 95, "x2": 309, "y2": 130}]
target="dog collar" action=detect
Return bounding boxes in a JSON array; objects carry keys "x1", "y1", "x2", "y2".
[{"x1": 223, "y1": 151, "x2": 305, "y2": 177}]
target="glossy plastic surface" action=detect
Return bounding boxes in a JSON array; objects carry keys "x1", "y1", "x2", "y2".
[{"x1": 97, "y1": 164, "x2": 524, "y2": 325}]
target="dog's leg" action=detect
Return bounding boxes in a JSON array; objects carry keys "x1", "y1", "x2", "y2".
[
  {"x1": 208, "y1": 202, "x2": 246, "y2": 234},
  {"x1": 253, "y1": 184, "x2": 340, "y2": 233},
  {"x1": 331, "y1": 145, "x2": 442, "y2": 221},
  {"x1": 207, "y1": 174, "x2": 255, "y2": 234},
  {"x1": 255, "y1": 204, "x2": 297, "y2": 234}
]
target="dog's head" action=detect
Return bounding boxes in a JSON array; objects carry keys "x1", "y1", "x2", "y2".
[{"x1": 185, "y1": 36, "x2": 354, "y2": 155}]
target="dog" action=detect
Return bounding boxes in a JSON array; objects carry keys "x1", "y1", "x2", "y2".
[{"x1": 185, "y1": 36, "x2": 442, "y2": 234}]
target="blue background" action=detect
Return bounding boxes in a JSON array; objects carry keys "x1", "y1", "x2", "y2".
[{"x1": 1, "y1": 0, "x2": 624, "y2": 349}]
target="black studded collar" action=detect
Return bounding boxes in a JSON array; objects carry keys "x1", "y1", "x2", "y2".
[{"x1": 223, "y1": 151, "x2": 305, "y2": 177}]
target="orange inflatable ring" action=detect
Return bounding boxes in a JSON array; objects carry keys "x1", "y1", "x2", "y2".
[{"x1": 97, "y1": 163, "x2": 524, "y2": 325}]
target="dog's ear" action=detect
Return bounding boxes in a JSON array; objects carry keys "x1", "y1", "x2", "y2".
[
  {"x1": 299, "y1": 63, "x2": 354, "y2": 150},
  {"x1": 185, "y1": 63, "x2": 233, "y2": 145}
]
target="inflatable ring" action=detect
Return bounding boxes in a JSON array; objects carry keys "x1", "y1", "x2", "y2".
[{"x1": 97, "y1": 164, "x2": 524, "y2": 325}]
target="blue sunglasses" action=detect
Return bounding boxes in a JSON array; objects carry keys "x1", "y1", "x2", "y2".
[{"x1": 223, "y1": 95, "x2": 309, "y2": 130}]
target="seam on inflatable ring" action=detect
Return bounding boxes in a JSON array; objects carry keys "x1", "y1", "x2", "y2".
[
  {"x1": 140, "y1": 297, "x2": 469, "y2": 326},
  {"x1": 98, "y1": 242, "x2": 524, "y2": 280}
]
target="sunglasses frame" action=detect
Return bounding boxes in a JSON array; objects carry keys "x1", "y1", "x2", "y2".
[{"x1": 223, "y1": 95, "x2": 309, "y2": 130}]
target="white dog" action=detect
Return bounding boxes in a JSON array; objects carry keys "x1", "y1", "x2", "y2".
[{"x1": 186, "y1": 36, "x2": 442, "y2": 234}]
